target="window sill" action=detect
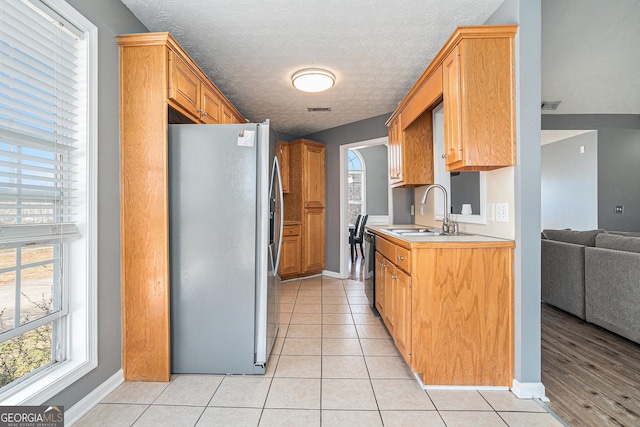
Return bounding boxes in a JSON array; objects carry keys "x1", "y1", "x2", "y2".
[{"x1": 0, "y1": 358, "x2": 97, "y2": 405}]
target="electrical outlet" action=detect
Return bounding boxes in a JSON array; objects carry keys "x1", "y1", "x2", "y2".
[
  {"x1": 495, "y1": 203, "x2": 509, "y2": 222},
  {"x1": 615, "y1": 205, "x2": 624, "y2": 214},
  {"x1": 411, "y1": 205, "x2": 415, "y2": 215},
  {"x1": 420, "y1": 205, "x2": 424, "y2": 216},
  {"x1": 487, "y1": 203, "x2": 495, "y2": 221}
]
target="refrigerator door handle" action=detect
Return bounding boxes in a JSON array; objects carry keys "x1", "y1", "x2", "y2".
[{"x1": 272, "y1": 156, "x2": 284, "y2": 272}]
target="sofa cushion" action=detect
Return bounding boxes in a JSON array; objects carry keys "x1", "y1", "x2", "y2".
[
  {"x1": 606, "y1": 230, "x2": 640, "y2": 238},
  {"x1": 595, "y1": 233, "x2": 640, "y2": 254},
  {"x1": 542, "y1": 229, "x2": 603, "y2": 247}
]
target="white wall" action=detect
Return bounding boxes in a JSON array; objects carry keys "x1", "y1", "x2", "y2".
[{"x1": 541, "y1": 132, "x2": 598, "y2": 230}]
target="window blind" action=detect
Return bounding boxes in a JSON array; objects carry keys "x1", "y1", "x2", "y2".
[{"x1": 0, "y1": 0, "x2": 80, "y2": 241}]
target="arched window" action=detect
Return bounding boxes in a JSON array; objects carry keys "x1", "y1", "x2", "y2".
[{"x1": 347, "y1": 149, "x2": 365, "y2": 225}]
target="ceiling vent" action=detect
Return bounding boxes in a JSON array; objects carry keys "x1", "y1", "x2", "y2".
[
  {"x1": 307, "y1": 107, "x2": 332, "y2": 112},
  {"x1": 541, "y1": 100, "x2": 561, "y2": 111}
]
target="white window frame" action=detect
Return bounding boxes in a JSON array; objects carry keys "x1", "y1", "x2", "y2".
[
  {"x1": 0, "y1": 0, "x2": 98, "y2": 404},
  {"x1": 347, "y1": 149, "x2": 366, "y2": 223}
]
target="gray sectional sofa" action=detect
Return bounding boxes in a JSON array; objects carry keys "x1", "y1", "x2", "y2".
[{"x1": 541, "y1": 229, "x2": 640, "y2": 344}]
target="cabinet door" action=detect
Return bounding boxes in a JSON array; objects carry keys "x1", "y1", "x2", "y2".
[
  {"x1": 200, "y1": 83, "x2": 222, "y2": 124},
  {"x1": 442, "y1": 45, "x2": 463, "y2": 166},
  {"x1": 279, "y1": 234, "x2": 301, "y2": 276},
  {"x1": 387, "y1": 119, "x2": 402, "y2": 185},
  {"x1": 383, "y1": 261, "x2": 395, "y2": 335},
  {"x1": 393, "y1": 268, "x2": 412, "y2": 362},
  {"x1": 277, "y1": 142, "x2": 290, "y2": 193},
  {"x1": 374, "y1": 252, "x2": 386, "y2": 316},
  {"x1": 302, "y1": 207, "x2": 325, "y2": 272},
  {"x1": 221, "y1": 105, "x2": 234, "y2": 124},
  {"x1": 168, "y1": 50, "x2": 200, "y2": 119},
  {"x1": 303, "y1": 144, "x2": 325, "y2": 208}
]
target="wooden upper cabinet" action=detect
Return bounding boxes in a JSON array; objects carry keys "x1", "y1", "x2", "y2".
[
  {"x1": 442, "y1": 47, "x2": 463, "y2": 165},
  {"x1": 443, "y1": 34, "x2": 516, "y2": 171},
  {"x1": 277, "y1": 141, "x2": 290, "y2": 193},
  {"x1": 200, "y1": 83, "x2": 222, "y2": 124},
  {"x1": 221, "y1": 104, "x2": 244, "y2": 124},
  {"x1": 387, "y1": 110, "x2": 434, "y2": 188},
  {"x1": 387, "y1": 117, "x2": 402, "y2": 186},
  {"x1": 387, "y1": 25, "x2": 517, "y2": 178},
  {"x1": 168, "y1": 50, "x2": 224, "y2": 124},
  {"x1": 168, "y1": 51, "x2": 200, "y2": 120},
  {"x1": 303, "y1": 143, "x2": 325, "y2": 208}
]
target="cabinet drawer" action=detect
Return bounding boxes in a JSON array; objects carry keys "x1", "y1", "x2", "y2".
[
  {"x1": 376, "y1": 237, "x2": 395, "y2": 261},
  {"x1": 283, "y1": 224, "x2": 301, "y2": 237},
  {"x1": 395, "y1": 246, "x2": 411, "y2": 273}
]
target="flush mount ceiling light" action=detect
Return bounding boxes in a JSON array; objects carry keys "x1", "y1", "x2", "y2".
[{"x1": 291, "y1": 68, "x2": 335, "y2": 93}]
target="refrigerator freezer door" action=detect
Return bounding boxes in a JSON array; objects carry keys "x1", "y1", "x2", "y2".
[
  {"x1": 255, "y1": 126, "x2": 282, "y2": 368},
  {"x1": 169, "y1": 123, "x2": 261, "y2": 374}
]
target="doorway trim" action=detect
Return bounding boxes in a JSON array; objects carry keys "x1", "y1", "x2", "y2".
[{"x1": 339, "y1": 136, "x2": 389, "y2": 279}]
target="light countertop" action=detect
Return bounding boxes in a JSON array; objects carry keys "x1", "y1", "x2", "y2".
[{"x1": 366, "y1": 224, "x2": 515, "y2": 249}]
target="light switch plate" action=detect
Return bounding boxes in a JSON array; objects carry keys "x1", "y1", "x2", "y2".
[
  {"x1": 495, "y1": 202, "x2": 509, "y2": 222},
  {"x1": 487, "y1": 203, "x2": 495, "y2": 221},
  {"x1": 411, "y1": 205, "x2": 415, "y2": 215}
]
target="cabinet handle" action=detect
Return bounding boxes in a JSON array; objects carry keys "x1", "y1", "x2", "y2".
[
  {"x1": 202, "y1": 112, "x2": 208, "y2": 117},
  {"x1": 441, "y1": 154, "x2": 447, "y2": 159},
  {"x1": 397, "y1": 255, "x2": 403, "y2": 261},
  {"x1": 391, "y1": 275, "x2": 397, "y2": 280},
  {"x1": 289, "y1": 229, "x2": 293, "y2": 233}
]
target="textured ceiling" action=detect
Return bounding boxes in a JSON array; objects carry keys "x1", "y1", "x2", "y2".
[
  {"x1": 119, "y1": 0, "x2": 504, "y2": 136},
  {"x1": 119, "y1": 1, "x2": 640, "y2": 136},
  {"x1": 541, "y1": 0, "x2": 640, "y2": 116},
  {"x1": 541, "y1": 130, "x2": 594, "y2": 145}
]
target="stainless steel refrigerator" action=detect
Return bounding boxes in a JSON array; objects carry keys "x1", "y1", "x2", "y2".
[{"x1": 168, "y1": 121, "x2": 282, "y2": 375}]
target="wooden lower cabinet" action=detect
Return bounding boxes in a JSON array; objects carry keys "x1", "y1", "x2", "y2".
[
  {"x1": 302, "y1": 207, "x2": 325, "y2": 273},
  {"x1": 392, "y1": 268, "x2": 412, "y2": 361},
  {"x1": 279, "y1": 222, "x2": 301, "y2": 279},
  {"x1": 373, "y1": 233, "x2": 514, "y2": 386},
  {"x1": 375, "y1": 238, "x2": 412, "y2": 363},
  {"x1": 374, "y1": 252, "x2": 386, "y2": 318},
  {"x1": 411, "y1": 246, "x2": 513, "y2": 386}
]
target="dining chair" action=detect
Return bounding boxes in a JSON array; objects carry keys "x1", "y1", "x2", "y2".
[
  {"x1": 349, "y1": 215, "x2": 362, "y2": 262},
  {"x1": 352, "y1": 214, "x2": 368, "y2": 259}
]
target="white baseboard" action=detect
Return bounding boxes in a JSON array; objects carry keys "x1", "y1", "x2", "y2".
[
  {"x1": 414, "y1": 373, "x2": 509, "y2": 391},
  {"x1": 322, "y1": 269, "x2": 344, "y2": 279},
  {"x1": 511, "y1": 379, "x2": 548, "y2": 401},
  {"x1": 66, "y1": 369, "x2": 124, "y2": 426}
]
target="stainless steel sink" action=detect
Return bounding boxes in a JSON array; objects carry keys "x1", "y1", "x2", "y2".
[
  {"x1": 383, "y1": 227, "x2": 472, "y2": 237},
  {"x1": 384, "y1": 228, "x2": 419, "y2": 233},
  {"x1": 397, "y1": 231, "x2": 441, "y2": 236},
  {"x1": 384, "y1": 227, "x2": 443, "y2": 236}
]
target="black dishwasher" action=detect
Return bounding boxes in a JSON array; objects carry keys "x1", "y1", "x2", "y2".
[{"x1": 363, "y1": 231, "x2": 378, "y2": 315}]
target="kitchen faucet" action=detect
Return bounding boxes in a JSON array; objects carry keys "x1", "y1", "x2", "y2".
[{"x1": 420, "y1": 184, "x2": 456, "y2": 233}]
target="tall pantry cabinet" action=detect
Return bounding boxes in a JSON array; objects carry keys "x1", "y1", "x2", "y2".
[
  {"x1": 280, "y1": 139, "x2": 326, "y2": 279},
  {"x1": 117, "y1": 32, "x2": 245, "y2": 382}
]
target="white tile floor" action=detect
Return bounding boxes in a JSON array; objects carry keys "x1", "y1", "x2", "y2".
[{"x1": 76, "y1": 275, "x2": 565, "y2": 426}]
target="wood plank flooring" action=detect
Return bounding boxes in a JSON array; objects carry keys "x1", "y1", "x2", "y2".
[
  {"x1": 349, "y1": 257, "x2": 640, "y2": 426},
  {"x1": 542, "y1": 303, "x2": 640, "y2": 426}
]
